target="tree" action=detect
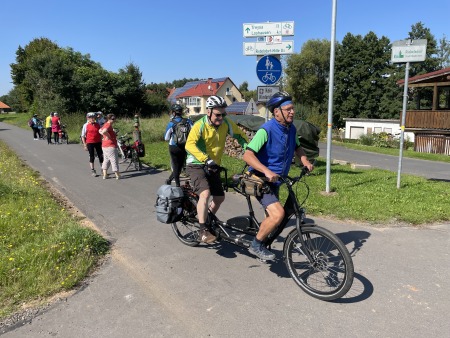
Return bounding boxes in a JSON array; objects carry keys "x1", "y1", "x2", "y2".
[
  {"x1": 408, "y1": 22, "x2": 440, "y2": 76},
  {"x1": 9, "y1": 38, "x2": 157, "y2": 115},
  {"x1": 238, "y1": 81, "x2": 256, "y2": 101},
  {"x1": 285, "y1": 39, "x2": 330, "y2": 107},
  {"x1": 114, "y1": 63, "x2": 146, "y2": 116},
  {"x1": 333, "y1": 32, "x2": 394, "y2": 126},
  {"x1": 437, "y1": 34, "x2": 450, "y2": 68},
  {"x1": 406, "y1": 22, "x2": 440, "y2": 110},
  {"x1": 10, "y1": 38, "x2": 60, "y2": 111},
  {"x1": 73, "y1": 65, "x2": 117, "y2": 113}
]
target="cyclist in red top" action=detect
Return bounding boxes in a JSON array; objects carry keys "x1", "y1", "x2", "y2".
[
  {"x1": 99, "y1": 114, "x2": 120, "y2": 180},
  {"x1": 51, "y1": 112, "x2": 62, "y2": 144},
  {"x1": 81, "y1": 112, "x2": 104, "y2": 177}
]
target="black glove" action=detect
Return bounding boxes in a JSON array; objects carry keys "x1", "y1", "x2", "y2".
[{"x1": 206, "y1": 159, "x2": 219, "y2": 172}]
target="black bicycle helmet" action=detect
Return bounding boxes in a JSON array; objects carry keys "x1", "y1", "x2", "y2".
[
  {"x1": 266, "y1": 91, "x2": 292, "y2": 113},
  {"x1": 206, "y1": 95, "x2": 227, "y2": 109},
  {"x1": 171, "y1": 104, "x2": 183, "y2": 114}
]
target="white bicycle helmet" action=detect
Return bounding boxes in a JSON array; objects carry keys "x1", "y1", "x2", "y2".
[{"x1": 206, "y1": 95, "x2": 227, "y2": 109}]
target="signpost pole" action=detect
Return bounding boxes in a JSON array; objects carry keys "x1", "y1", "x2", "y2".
[
  {"x1": 397, "y1": 61, "x2": 410, "y2": 189},
  {"x1": 325, "y1": 0, "x2": 337, "y2": 193}
]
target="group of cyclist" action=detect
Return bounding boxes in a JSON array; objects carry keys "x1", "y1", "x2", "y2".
[
  {"x1": 30, "y1": 111, "x2": 63, "y2": 144},
  {"x1": 166, "y1": 91, "x2": 314, "y2": 260},
  {"x1": 80, "y1": 111, "x2": 121, "y2": 180}
]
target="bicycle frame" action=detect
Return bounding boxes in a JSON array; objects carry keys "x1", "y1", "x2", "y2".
[
  {"x1": 196, "y1": 167, "x2": 314, "y2": 252},
  {"x1": 116, "y1": 131, "x2": 142, "y2": 171},
  {"x1": 173, "y1": 165, "x2": 354, "y2": 300}
]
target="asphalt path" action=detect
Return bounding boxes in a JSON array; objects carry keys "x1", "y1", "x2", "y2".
[
  {"x1": 319, "y1": 142, "x2": 450, "y2": 182},
  {"x1": 1, "y1": 122, "x2": 449, "y2": 337}
]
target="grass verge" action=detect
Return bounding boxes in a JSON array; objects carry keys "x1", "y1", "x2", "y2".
[
  {"x1": 0, "y1": 140, "x2": 109, "y2": 320},
  {"x1": 2, "y1": 113, "x2": 450, "y2": 225},
  {"x1": 331, "y1": 140, "x2": 450, "y2": 163},
  {"x1": 140, "y1": 138, "x2": 450, "y2": 225}
]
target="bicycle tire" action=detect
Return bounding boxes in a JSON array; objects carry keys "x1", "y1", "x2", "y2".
[
  {"x1": 171, "y1": 195, "x2": 200, "y2": 247},
  {"x1": 131, "y1": 149, "x2": 141, "y2": 171},
  {"x1": 284, "y1": 226, "x2": 354, "y2": 301}
]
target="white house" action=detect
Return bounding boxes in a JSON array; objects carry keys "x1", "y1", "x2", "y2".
[{"x1": 344, "y1": 118, "x2": 415, "y2": 142}]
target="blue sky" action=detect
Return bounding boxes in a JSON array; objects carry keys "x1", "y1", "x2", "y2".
[{"x1": 1, "y1": 0, "x2": 449, "y2": 97}]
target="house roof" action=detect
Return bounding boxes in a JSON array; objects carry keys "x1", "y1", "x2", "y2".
[
  {"x1": 226, "y1": 102, "x2": 248, "y2": 113},
  {"x1": 178, "y1": 80, "x2": 226, "y2": 98},
  {"x1": 0, "y1": 101, "x2": 10, "y2": 109},
  {"x1": 167, "y1": 77, "x2": 230, "y2": 102},
  {"x1": 397, "y1": 67, "x2": 450, "y2": 85},
  {"x1": 226, "y1": 100, "x2": 261, "y2": 115}
]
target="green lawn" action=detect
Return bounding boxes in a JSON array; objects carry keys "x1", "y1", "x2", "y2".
[{"x1": 0, "y1": 141, "x2": 109, "y2": 319}]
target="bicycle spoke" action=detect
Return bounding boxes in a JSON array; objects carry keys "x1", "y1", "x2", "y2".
[{"x1": 284, "y1": 226, "x2": 354, "y2": 300}]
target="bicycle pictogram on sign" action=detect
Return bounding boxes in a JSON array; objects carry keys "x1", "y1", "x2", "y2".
[{"x1": 256, "y1": 55, "x2": 282, "y2": 85}]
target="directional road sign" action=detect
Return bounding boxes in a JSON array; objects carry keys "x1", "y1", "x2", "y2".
[
  {"x1": 257, "y1": 86, "x2": 280, "y2": 102},
  {"x1": 243, "y1": 41, "x2": 294, "y2": 56},
  {"x1": 243, "y1": 22, "x2": 294, "y2": 37},
  {"x1": 256, "y1": 55, "x2": 282, "y2": 85},
  {"x1": 391, "y1": 39, "x2": 427, "y2": 63}
]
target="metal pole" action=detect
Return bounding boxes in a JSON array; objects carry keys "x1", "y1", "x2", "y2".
[
  {"x1": 326, "y1": 0, "x2": 337, "y2": 193},
  {"x1": 397, "y1": 61, "x2": 410, "y2": 189}
]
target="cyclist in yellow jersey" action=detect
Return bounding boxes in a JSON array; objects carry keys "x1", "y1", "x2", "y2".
[
  {"x1": 185, "y1": 95, "x2": 248, "y2": 243},
  {"x1": 45, "y1": 112, "x2": 54, "y2": 144}
]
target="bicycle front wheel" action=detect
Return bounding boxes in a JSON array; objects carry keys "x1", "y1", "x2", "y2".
[
  {"x1": 284, "y1": 226, "x2": 354, "y2": 301},
  {"x1": 171, "y1": 195, "x2": 200, "y2": 247}
]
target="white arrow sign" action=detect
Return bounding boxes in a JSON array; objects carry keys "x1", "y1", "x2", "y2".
[
  {"x1": 243, "y1": 41, "x2": 294, "y2": 56},
  {"x1": 243, "y1": 22, "x2": 294, "y2": 38}
]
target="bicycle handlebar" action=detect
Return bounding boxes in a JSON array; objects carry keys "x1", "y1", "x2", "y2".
[
  {"x1": 279, "y1": 165, "x2": 311, "y2": 185},
  {"x1": 207, "y1": 163, "x2": 313, "y2": 193},
  {"x1": 117, "y1": 133, "x2": 132, "y2": 142}
]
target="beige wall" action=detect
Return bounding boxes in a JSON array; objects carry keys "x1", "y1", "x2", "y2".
[{"x1": 185, "y1": 78, "x2": 245, "y2": 116}]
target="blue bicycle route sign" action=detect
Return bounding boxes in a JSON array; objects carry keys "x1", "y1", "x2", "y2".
[{"x1": 256, "y1": 55, "x2": 282, "y2": 85}]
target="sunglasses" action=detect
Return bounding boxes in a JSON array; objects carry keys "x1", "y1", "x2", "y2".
[
  {"x1": 110, "y1": 117, "x2": 116, "y2": 120},
  {"x1": 212, "y1": 112, "x2": 226, "y2": 118}
]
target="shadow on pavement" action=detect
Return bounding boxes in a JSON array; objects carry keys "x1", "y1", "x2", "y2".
[{"x1": 207, "y1": 227, "x2": 374, "y2": 303}]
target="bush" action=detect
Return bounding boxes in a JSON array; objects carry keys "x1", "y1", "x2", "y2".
[{"x1": 358, "y1": 132, "x2": 413, "y2": 150}]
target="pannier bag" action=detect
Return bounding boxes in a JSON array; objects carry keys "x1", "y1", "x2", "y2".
[
  {"x1": 135, "y1": 140, "x2": 145, "y2": 157},
  {"x1": 240, "y1": 171, "x2": 266, "y2": 197},
  {"x1": 155, "y1": 184, "x2": 184, "y2": 223}
]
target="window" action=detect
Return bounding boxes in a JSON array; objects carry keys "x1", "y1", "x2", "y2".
[
  {"x1": 374, "y1": 127, "x2": 382, "y2": 133},
  {"x1": 186, "y1": 97, "x2": 201, "y2": 106},
  {"x1": 438, "y1": 87, "x2": 450, "y2": 109}
]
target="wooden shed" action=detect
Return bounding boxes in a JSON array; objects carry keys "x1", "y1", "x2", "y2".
[
  {"x1": 0, "y1": 101, "x2": 11, "y2": 113},
  {"x1": 397, "y1": 67, "x2": 450, "y2": 155}
]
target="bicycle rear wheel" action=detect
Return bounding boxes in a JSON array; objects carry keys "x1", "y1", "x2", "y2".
[
  {"x1": 131, "y1": 149, "x2": 142, "y2": 171},
  {"x1": 171, "y1": 195, "x2": 200, "y2": 247},
  {"x1": 284, "y1": 226, "x2": 354, "y2": 301}
]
